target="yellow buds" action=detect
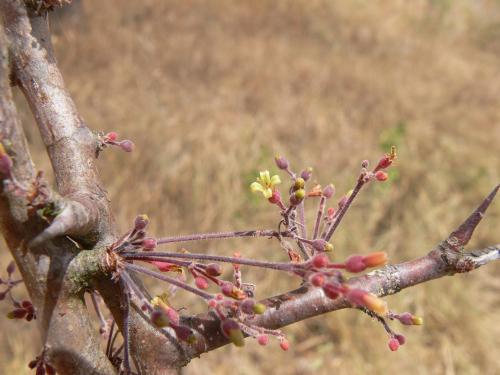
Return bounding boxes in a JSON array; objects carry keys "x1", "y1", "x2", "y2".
[{"x1": 411, "y1": 316, "x2": 424, "y2": 325}]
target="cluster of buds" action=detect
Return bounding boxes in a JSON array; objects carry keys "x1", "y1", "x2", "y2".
[
  {"x1": 28, "y1": 351, "x2": 55, "y2": 375},
  {"x1": 101, "y1": 146, "x2": 422, "y2": 357},
  {"x1": 97, "y1": 131, "x2": 135, "y2": 156},
  {"x1": 109, "y1": 214, "x2": 157, "y2": 254},
  {"x1": 304, "y1": 253, "x2": 389, "y2": 314},
  {"x1": 0, "y1": 261, "x2": 36, "y2": 322}
]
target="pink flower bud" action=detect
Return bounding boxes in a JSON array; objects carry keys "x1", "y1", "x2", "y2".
[
  {"x1": 322, "y1": 184, "x2": 335, "y2": 198},
  {"x1": 300, "y1": 167, "x2": 313, "y2": 181},
  {"x1": 195, "y1": 276, "x2": 209, "y2": 289},
  {"x1": 376, "y1": 155, "x2": 393, "y2": 170},
  {"x1": 388, "y1": 338, "x2": 400, "y2": 351},
  {"x1": 345, "y1": 255, "x2": 367, "y2": 273},
  {"x1": 105, "y1": 131, "x2": 118, "y2": 141},
  {"x1": 257, "y1": 334, "x2": 269, "y2": 346},
  {"x1": 310, "y1": 273, "x2": 325, "y2": 287},
  {"x1": 142, "y1": 237, "x2": 157, "y2": 250},
  {"x1": 312, "y1": 254, "x2": 329, "y2": 268},
  {"x1": 398, "y1": 312, "x2": 414, "y2": 325},
  {"x1": 274, "y1": 155, "x2": 289, "y2": 170},
  {"x1": 240, "y1": 299, "x2": 256, "y2": 314},
  {"x1": 268, "y1": 189, "x2": 282, "y2": 204},
  {"x1": 395, "y1": 334, "x2": 406, "y2": 345},
  {"x1": 311, "y1": 239, "x2": 327, "y2": 252},
  {"x1": 375, "y1": 171, "x2": 388, "y2": 182},
  {"x1": 119, "y1": 140, "x2": 135, "y2": 152},
  {"x1": 151, "y1": 261, "x2": 177, "y2": 272},
  {"x1": 361, "y1": 160, "x2": 369, "y2": 168},
  {"x1": 279, "y1": 339, "x2": 290, "y2": 351},
  {"x1": 208, "y1": 299, "x2": 218, "y2": 308}
]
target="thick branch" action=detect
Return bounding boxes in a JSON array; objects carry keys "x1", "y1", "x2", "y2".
[
  {"x1": 1, "y1": 20, "x2": 116, "y2": 374},
  {"x1": 3, "y1": 0, "x2": 104, "y2": 243}
]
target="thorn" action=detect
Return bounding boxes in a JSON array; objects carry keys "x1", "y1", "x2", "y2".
[
  {"x1": 29, "y1": 200, "x2": 92, "y2": 247},
  {"x1": 446, "y1": 184, "x2": 499, "y2": 251}
]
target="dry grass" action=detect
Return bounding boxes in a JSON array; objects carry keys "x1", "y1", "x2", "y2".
[{"x1": 2, "y1": 0, "x2": 500, "y2": 373}]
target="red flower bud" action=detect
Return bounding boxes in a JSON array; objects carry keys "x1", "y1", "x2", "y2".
[
  {"x1": 105, "y1": 131, "x2": 118, "y2": 141},
  {"x1": 388, "y1": 338, "x2": 400, "y2": 351},
  {"x1": 268, "y1": 189, "x2": 282, "y2": 204},
  {"x1": 195, "y1": 276, "x2": 209, "y2": 289},
  {"x1": 151, "y1": 261, "x2": 178, "y2": 272},
  {"x1": 257, "y1": 334, "x2": 269, "y2": 346},
  {"x1": 322, "y1": 184, "x2": 335, "y2": 199},
  {"x1": 374, "y1": 171, "x2": 388, "y2": 182},
  {"x1": 279, "y1": 339, "x2": 290, "y2": 351},
  {"x1": 395, "y1": 334, "x2": 406, "y2": 345},
  {"x1": 310, "y1": 273, "x2": 325, "y2": 287},
  {"x1": 322, "y1": 283, "x2": 340, "y2": 299},
  {"x1": 345, "y1": 255, "x2": 367, "y2": 273},
  {"x1": 312, "y1": 254, "x2": 329, "y2": 268},
  {"x1": 142, "y1": 237, "x2": 157, "y2": 250}
]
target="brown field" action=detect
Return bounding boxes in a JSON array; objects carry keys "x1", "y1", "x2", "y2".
[{"x1": 2, "y1": 0, "x2": 500, "y2": 374}]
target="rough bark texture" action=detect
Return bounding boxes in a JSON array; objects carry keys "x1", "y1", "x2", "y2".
[{"x1": 0, "y1": 1, "x2": 498, "y2": 374}]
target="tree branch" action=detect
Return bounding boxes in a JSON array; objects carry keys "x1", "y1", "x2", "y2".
[
  {"x1": 3, "y1": 0, "x2": 104, "y2": 245},
  {"x1": 1, "y1": 18, "x2": 116, "y2": 374},
  {"x1": 154, "y1": 185, "x2": 499, "y2": 367}
]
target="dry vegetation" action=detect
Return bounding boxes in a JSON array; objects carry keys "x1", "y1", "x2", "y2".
[{"x1": 2, "y1": 0, "x2": 500, "y2": 373}]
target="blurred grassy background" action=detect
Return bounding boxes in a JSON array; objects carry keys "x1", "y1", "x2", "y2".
[{"x1": 2, "y1": 0, "x2": 500, "y2": 373}]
